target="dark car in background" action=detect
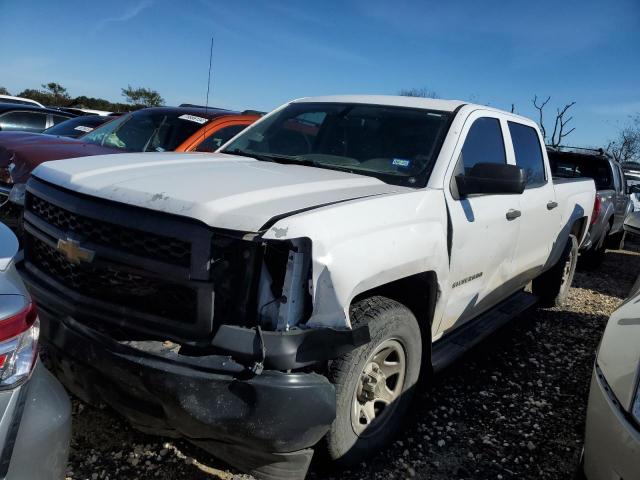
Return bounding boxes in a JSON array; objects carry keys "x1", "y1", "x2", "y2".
[
  {"x1": 0, "y1": 106, "x2": 259, "y2": 231},
  {"x1": 41, "y1": 114, "x2": 114, "y2": 138},
  {"x1": 548, "y1": 147, "x2": 633, "y2": 266},
  {"x1": 0, "y1": 104, "x2": 76, "y2": 134}
]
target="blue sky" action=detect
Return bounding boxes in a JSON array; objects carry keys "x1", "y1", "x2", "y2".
[{"x1": 1, "y1": 0, "x2": 638, "y2": 147}]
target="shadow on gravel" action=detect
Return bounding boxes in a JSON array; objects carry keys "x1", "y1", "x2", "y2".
[{"x1": 574, "y1": 248, "x2": 640, "y2": 297}]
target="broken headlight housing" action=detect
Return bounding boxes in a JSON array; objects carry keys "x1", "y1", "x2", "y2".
[{"x1": 210, "y1": 233, "x2": 312, "y2": 332}]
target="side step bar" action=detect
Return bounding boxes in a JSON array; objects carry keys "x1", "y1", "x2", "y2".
[{"x1": 431, "y1": 291, "x2": 538, "y2": 373}]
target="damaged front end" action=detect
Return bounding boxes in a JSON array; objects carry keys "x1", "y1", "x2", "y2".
[{"x1": 20, "y1": 177, "x2": 368, "y2": 479}]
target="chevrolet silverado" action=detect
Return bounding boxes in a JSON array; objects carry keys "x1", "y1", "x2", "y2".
[{"x1": 19, "y1": 96, "x2": 595, "y2": 479}]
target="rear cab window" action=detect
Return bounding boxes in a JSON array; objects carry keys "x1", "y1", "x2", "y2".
[
  {"x1": 508, "y1": 122, "x2": 546, "y2": 187},
  {"x1": 548, "y1": 152, "x2": 614, "y2": 190}
]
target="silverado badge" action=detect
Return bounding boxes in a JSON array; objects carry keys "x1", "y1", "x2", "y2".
[{"x1": 56, "y1": 238, "x2": 95, "y2": 265}]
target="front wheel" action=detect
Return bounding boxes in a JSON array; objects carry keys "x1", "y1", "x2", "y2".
[
  {"x1": 532, "y1": 234, "x2": 578, "y2": 307},
  {"x1": 322, "y1": 296, "x2": 422, "y2": 467}
]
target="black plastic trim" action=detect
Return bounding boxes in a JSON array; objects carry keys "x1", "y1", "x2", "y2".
[{"x1": 210, "y1": 323, "x2": 371, "y2": 370}]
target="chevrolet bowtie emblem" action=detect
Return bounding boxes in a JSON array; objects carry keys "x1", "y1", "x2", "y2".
[{"x1": 56, "y1": 238, "x2": 95, "y2": 265}]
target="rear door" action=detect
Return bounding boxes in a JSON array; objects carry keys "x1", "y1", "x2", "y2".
[
  {"x1": 440, "y1": 111, "x2": 521, "y2": 333},
  {"x1": 506, "y1": 120, "x2": 559, "y2": 280}
]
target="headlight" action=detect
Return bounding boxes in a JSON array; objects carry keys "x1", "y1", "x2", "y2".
[
  {"x1": 8, "y1": 183, "x2": 26, "y2": 206},
  {"x1": 0, "y1": 165, "x2": 12, "y2": 185}
]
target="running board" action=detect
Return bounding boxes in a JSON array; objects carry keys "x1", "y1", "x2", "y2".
[{"x1": 431, "y1": 291, "x2": 538, "y2": 372}]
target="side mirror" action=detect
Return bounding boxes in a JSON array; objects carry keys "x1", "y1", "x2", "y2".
[
  {"x1": 455, "y1": 163, "x2": 526, "y2": 197},
  {"x1": 624, "y1": 211, "x2": 640, "y2": 236}
]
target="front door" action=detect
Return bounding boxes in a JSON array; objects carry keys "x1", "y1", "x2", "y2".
[{"x1": 438, "y1": 112, "x2": 522, "y2": 334}]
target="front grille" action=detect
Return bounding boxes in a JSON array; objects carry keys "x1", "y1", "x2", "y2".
[
  {"x1": 29, "y1": 195, "x2": 191, "y2": 266},
  {"x1": 30, "y1": 236, "x2": 197, "y2": 323}
]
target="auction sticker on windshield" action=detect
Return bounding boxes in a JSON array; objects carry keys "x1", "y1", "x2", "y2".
[
  {"x1": 74, "y1": 126, "x2": 94, "y2": 133},
  {"x1": 179, "y1": 114, "x2": 208, "y2": 124}
]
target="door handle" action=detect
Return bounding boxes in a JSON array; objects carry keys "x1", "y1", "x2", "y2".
[
  {"x1": 506, "y1": 209, "x2": 521, "y2": 220},
  {"x1": 547, "y1": 201, "x2": 558, "y2": 210}
]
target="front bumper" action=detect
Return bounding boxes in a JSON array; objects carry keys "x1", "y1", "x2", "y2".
[
  {"x1": 39, "y1": 306, "x2": 337, "y2": 479},
  {"x1": 583, "y1": 368, "x2": 640, "y2": 480}
]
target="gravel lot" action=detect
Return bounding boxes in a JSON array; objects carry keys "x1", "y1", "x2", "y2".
[{"x1": 65, "y1": 238, "x2": 640, "y2": 480}]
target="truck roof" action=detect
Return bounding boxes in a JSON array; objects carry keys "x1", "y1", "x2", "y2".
[{"x1": 291, "y1": 95, "x2": 467, "y2": 112}]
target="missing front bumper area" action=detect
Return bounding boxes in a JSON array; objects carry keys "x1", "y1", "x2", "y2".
[{"x1": 38, "y1": 307, "x2": 368, "y2": 479}]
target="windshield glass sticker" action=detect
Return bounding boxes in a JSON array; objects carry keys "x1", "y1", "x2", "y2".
[
  {"x1": 74, "y1": 126, "x2": 94, "y2": 133},
  {"x1": 392, "y1": 158, "x2": 411, "y2": 168},
  {"x1": 179, "y1": 114, "x2": 208, "y2": 124}
]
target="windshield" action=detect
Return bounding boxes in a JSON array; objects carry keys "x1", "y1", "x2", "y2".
[
  {"x1": 43, "y1": 116, "x2": 110, "y2": 138},
  {"x1": 222, "y1": 102, "x2": 451, "y2": 187},
  {"x1": 80, "y1": 110, "x2": 207, "y2": 152}
]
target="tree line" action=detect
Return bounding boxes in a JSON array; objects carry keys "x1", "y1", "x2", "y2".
[
  {"x1": 0, "y1": 83, "x2": 165, "y2": 112},
  {"x1": 400, "y1": 87, "x2": 640, "y2": 164}
]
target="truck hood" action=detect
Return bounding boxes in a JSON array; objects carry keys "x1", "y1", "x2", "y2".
[
  {"x1": 0, "y1": 132, "x2": 118, "y2": 183},
  {"x1": 32, "y1": 152, "x2": 405, "y2": 231},
  {"x1": 597, "y1": 286, "x2": 640, "y2": 411}
]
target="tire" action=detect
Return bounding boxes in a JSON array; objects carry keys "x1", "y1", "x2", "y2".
[
  {"x1": 322, "y1": 296, "x2": 422, "y2": 467},
  {"x1": 532, "y1": 234, "x2": 578, "y2": 307}
]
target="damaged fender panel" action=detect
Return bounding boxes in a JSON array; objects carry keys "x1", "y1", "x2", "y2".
[{"x1": 261, "y1": 189, "x2": 450, "y2": 334}]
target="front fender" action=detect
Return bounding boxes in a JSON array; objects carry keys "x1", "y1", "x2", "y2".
[{"x1": 262, "y1": 189, "x2": 449, "y2": 328}]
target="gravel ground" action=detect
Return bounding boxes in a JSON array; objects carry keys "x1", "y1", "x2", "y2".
[{"x1": 65, "y1": 238, "x2": 640, "y2": 480}]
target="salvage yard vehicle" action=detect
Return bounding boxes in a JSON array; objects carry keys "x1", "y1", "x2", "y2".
[
  {"x1": 582, "y1": 274, "x2": 640, "y2": 479},
  {"x1": 624, "y1": 210, "x2": 640, "y2": 237},
  {"x1": 0, "y1": 103, "x2": 75, "y2": 134},
  {"x1": 0, "y1": 106, "x2": 259, "y2": 231},
  {"x1": 0, "y1": 222, "x2": 71, "y2": 479},
  {"x1": 41, "y1": 114, "x2": 114, "y2": 138},
  {"x1": 19, "y1": 95, "x2": 595, "y2": 479},
  {"x1": 548, "y1": 147, "x2": 633, "y2": 266},
  {"x1": 0, "y1": 94, "x2": 45, "y2": 108}
]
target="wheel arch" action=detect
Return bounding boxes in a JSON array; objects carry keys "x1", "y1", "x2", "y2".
[{"x1": 349, "y1": 271, "x2": 439, "y2": 374}]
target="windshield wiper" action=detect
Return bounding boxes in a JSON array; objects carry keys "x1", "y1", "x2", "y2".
[
  {"x1": 223, "y1": 148, "x2": 359, "y2": 174},
  {"x1": 222, "y1": 148, "x2": 300, "y2": 164}
]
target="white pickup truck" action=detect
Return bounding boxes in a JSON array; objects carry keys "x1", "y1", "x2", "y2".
[{"x1": 19, "y1": 96, "x2": 595, "y2": 479}]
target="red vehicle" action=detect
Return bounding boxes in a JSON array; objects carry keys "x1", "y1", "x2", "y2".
[{"x1": 0, "y1": 106, "x2": 259, "y2": 229}]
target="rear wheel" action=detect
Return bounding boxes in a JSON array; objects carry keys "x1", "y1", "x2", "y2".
[
  {"x1": 322, "y1": 296, "x2": 422, "y2": 467},
  {"x1": 532, "y1": 234, "x2": 578, "y2": 307}
]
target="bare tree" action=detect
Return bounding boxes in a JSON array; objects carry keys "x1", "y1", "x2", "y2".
[
  {"x1": 607, "y1": 114, "x2": 640, "y2": 164},
  {"x1": 398, "y1": 87, "x2": 439, "y2": 99},
  {"x1": 532, "y1": 95, "x2": 576, "y2": 147}
]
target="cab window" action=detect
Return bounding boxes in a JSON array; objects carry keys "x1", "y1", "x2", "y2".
[
  {"x1": 0, "y1": 111, "x2": 47, "y2": 133},
  {"x1": 196, "y1": 124, "x2": 247, "y2": 152},
  {"x1": 508, "y1": 122, "x2": 546, "y2": 187},
  {"x1": 459, "y1": 117, "x2": 506, "y2": 175}
]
